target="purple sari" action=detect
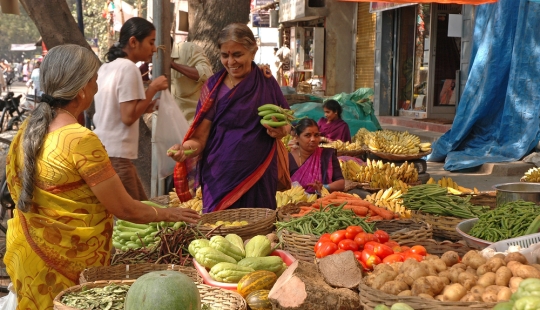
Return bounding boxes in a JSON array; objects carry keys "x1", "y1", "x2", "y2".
[
  {"x1": 318, "y1": 118, "x2": 352, "y2": 142},
  {"x1": 196, "y1": 63, "x2": 289, "y2": 213},
  {"x1": 289, "y1": 147, "x2": 343, "y2": 193}
]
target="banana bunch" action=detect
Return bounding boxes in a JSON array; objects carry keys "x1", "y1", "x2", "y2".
[
  {"x1": 426, "y1": 177, "x2": 478, "y2": 195},
  {"x1": 169, "y1": 188, "x2": 203, "y2": 213},
  {"x1": 258, "y1": 104, "x2": 296, "y2": 127},
  {"x1": 353, "y1": 128, "x2": 371, "y2": 145},
  {"x1": 346, "y1": 159, "x2": 418, "y2": 189},
  {"x1": 203, "y1": 220, "x2": 249, "y2": 228},
  {"x1": 418, "y1": 142, "x2": 432, "y2": 152},
  {"x1": 276, "y1": 185, "x2": 318, "y2": 208},
  {"x1": 321, "y1": 140, "x2": 364, "y2": 151},
  {"x1": 281, "y1": 135, "x2": 294, "y2": 151},
  {"x1": 522, "y1": 167, "x2": 540, "y2": 182},
  {"x1": 339, "y1": 159, "x2": 365, "y2": 181},
  {"x1": 366, "y1": 130, "x2": 422, "y2": 155},
  {"x1": 365, "y1": 187, "x2": 411, "y2": 218}
]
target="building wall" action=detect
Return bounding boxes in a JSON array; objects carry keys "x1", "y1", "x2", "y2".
[
  {"x1": 354, "y1": 3, "x2": 376, "y2": 89},
  {"x1": 373, "y1": 10, "x2": 394, "y2": 116},
  {"x1": 459, "y1": 5, "x2": 475, "y2": 103}
]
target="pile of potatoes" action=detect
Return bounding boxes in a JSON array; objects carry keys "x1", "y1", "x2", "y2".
[{"x1": 363, "y1": 250, "x2": 540, "y2": 303}]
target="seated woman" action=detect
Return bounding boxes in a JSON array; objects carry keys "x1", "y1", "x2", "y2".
[
  {"x1": 289, "y1": 118, "x2": 345, "y2": 193},
  {"x1": 318, "y1": 99, "x2": 351, "y2": 142}
]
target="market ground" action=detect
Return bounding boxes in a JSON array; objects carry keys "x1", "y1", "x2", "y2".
[{"x1": 0, "y1": 82, "x2": 533, "y2": 295}]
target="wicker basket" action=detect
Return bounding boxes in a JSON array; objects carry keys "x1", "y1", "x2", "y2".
[
  {"x1": 277, "y1": 202, "x2": 313, "y2": 222},
  {"x1": 368, "y1": 150, "x2": 431, "y2": 161},
  {"x1": 79, "y1": 263, "x2": 201, "y2": 284},
  {"x1": 411, "y1": 211, "x2": 464, "y2": 242},
  {"x1": 53, "y1": 280, "x2": 247, "y2": 310},
  {"x1": 459, "y1": 191, "x2": 497, "y2": 209},
  {"x1": 399, "y1": 239, "x2": 475, "y2": 257},
  {"x1": 337, "y1": 149, "x2": 367, "y2": 157},
  {"x1": 359, "y1": 280, "x2": 495, "y2": 310},
  {"x1": 198, "y1": 208, "x2": 276, "y2": 239},
  {"x1": 281, "y1": 221, "x2": 432, "y2": 262}
]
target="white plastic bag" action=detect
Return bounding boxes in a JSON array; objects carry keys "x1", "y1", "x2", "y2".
[
  {"x1": 0, "y1": 283, "x2": 18, "y2": 310},
  {"x1": 154, "y1": 90, "x2": 189, "y2": 179}
]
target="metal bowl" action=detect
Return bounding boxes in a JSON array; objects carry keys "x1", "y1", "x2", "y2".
[
  {"x1": 456, "y1": 218, "x2": 493, "y2": 249},
  {"x1": 493, "y1": 182, "x2": 540, "y2": 207}
]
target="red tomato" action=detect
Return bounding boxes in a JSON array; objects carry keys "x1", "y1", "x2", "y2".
[
  {"x1": 382, "y1": 253, "x2": 404, "y2": 264},
  {"x1": 358, "y1": 259, "x2": 369, "y2": 271},
  {"x1": 360, "y1": 249, "x2": 381, "y2": 270},
  {"x1": 363, "y1": 241, "x2": 380, "y2": 253},
  {"x1": 400, "y1": 246, "x2": 411, "y2": 252},
  {"x1": 333, "y1": 249, "x2": 347, "y2": 255},
  {"x1": 410, "y1": 245, "x2": 427, "y2": 256},
  {"x1": 319, "y1": 233, "x2": 332, "y2": 242},
  {"x1": 354, "y1": 233, "x2": 378, "y2": 250},
  {"x1": 372, "y1": 243, "x2": 394, "y2": 259},
  {"x1": 314, "y1": 234, "x2": 332, "y2": 252},
  {"x1": 403, "y1": 251, "x2": 424, "y2": 262},
  {"x1": 374, "y1": 230, "x2": 390, "y2": 243},
  {"x1": 384, "y1": 240, "x2": 400, "y2": 248},
  {"x1": 315, "y1": 242, "x2": 338, "y2": 258},
  {"x1": 338, "y1": 239, "x2": 359, "y2": 252},
  {"x1": 345, "y1": 225, "x2": 364, "y2": 239},
  {"x1": 392, "y1": 245, "x2": 403, "y2": 253},
  {"x1": 353, "y1": 250, "x2": 363, "y2": 262},
  {"x1": 330, "y1": 230, "x2": 347, "y2": 244}
]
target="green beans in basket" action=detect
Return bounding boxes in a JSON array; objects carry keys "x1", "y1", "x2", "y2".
[
  {"x1": 401, "y1": 184, "x2": 490, "y2": 218},
  {"x1": 275, "y1": 203, "x2": 375, "y2": 236},
  {"x1": 468, "y1": 200, "x2": 540, "y2": 243}
]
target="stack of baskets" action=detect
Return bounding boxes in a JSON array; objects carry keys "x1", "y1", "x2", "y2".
[
  {"x1": 198, "y1": 208, "x2": 276, "y2": 239},
  {"x1": 411, "y1": 211, "x2": 464, "y2": 242}
]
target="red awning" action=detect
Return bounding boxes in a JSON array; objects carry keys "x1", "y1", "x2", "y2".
[{"x1": 338, "y1": 0, "x2": 497, "y2": 4}]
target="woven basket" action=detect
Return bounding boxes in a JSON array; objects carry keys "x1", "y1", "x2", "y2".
[
  {"x1": 337, "y1": 149, "x2": 367, "y2": 157},
  {"x1": 53, "y1": 280, "x2": 247, "y2": 310},
  {"x1": 399, "y1": 239, "x2": 475, "y2": 257},
  {"x1": 277, "y1": 202, "x2": 313, "y2": 222},
  {"x1": 198, "y1": 208, "x2": 276, "y2": 239},
  {"x1": 148, "y1": 195, "x2": 169, "y2": 206},
  {"x1": 79, "y1": 263, "x2": 201, "y2": 284},
  {"x1": 368, "y1": 150, "x2": 432, "y2": 161},
  {"x1": 411, "y1": 211, "x2": 464, "y2": 242},
  {"x1": 359, "y1": 280, "x2": 495, "y2": 310},
  {"x1": 281, "y1": 221, "x2": 432, "y2": 262},
  {"x1": 459, "y1": 191, "x2": 497, "y2": 209},
  {"x1": 374, "y1": 220, "x2": 433, "y2": 244}
]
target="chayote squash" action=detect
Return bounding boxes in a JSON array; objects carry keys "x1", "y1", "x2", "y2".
[
  {"x1": 513, "y1": 296, "x2": 540, "y2": 310},
  {"x1": 209, "y1": 262, "x2": 255, "y2": 283},
  {"x1": 225, "y1": 234, "x2": 246, "y2": 256},
  {"x1": 373, "y1": 305, "x2": 390, "y2": 310},
  {"x1": 238, "y1": 256, "x2": 284, "y2": 273},
  {"x1": 245, "y1": 235, "x2": 272, "y2": 258},
  {"x1": 194, "y1": 246, "x2": 237, "y2": 269},
  {"x1": 512, "y1": 278, "x2": 540, "y2": 301},
  {"x1": 188, "y1": 239, "x2": 210, "y2": 257},
  {"x1": 492, "y1": 301, "x2": 514, "y2": 310},
  {"x1": 390, "y1": 303, "x2": 414, "y2": 310},
  {"x1": 209, "y1": 236, "x2": 245, "y2": 261}
]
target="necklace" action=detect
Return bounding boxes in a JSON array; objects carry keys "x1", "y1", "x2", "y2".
[
  {"x1": 57, "y1": 108, "x2": 78, "y2": 122},
  {"x1": 297, "y1": 150, "x2": 303, "y2": 166},
  {"x1": 228, "y1": 74, "x2": 236, "y2": 88}
]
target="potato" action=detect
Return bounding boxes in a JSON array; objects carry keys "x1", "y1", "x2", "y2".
[
  {"x1": 373, "y1": 263, "x2": 394, "y2": 275},
  {"x1": 400, "y1": 258, "x2": 420, "y2": 273},
  {"x1": 441, "y1": 251, "x2": 460, "y2": 267},
  {"x1": 484, "y1": 285, "x2": 504, "y2": 294},
  {"x1": 458, "y1": 272, "x2": 477, "y2": 285},
  {"x1": 424, "y1": 254, "x2": 439, "y2": 261},
  {"x1": 462, "y1": 250, "x2": 487, "y2": 269},
  {"x1": 429, "y1": 258, "x2": 447, "y2": 272},
  {"x1": 531, "y1": 264, "x2": 540, "y2": 272},
  {"x1": 379, "y1": 280, "x2": 409, "y2": 295},
  {"x1": 495, "y1": 266, "x2": 512, "y2": 287},
  {"x1": 439, "y1": 276, "x2": 450, "y2": 285},
  {"x1": 411, "y1": 276, "x2": 445, "y2": 296},
  {"x1": 438, "y1": 270, "x2": 452, "y2": 280},
  {"x1": 420, "y1": 261, "x2": 438, "y2": 276},
  {"x1": 418, "y1": 293, "x2": 435, "y2": 300},
  {"x1": 364, "y1": 274, "x2": 377, "y2": 287},
  {"x1": 404, "y1": 264, "x2": 430, "y2": 281},
  {"x1": 435, "y1": 295, "x2": 447, "y2": 301},
  {"x1": 509, "y1": 277, "x2": 524, "y2": 293},
  {"x1": 481, "y1": 291, "x2": 498, "y2": 303},
  {"x1": 372, "y1": 270, "x2": 398, "y2": 289},
  {"x1": 507, "y1": 261, "x2": 522, "y2": 277},
  {"x1": 476, "y1": 264, "x2": 491, "y2": 276},
  {"x1": 477, "y1": 272, "x2": 496, "y2": 288},
  {"x1": 460, "y1": 293, "x2": 482, "y2": 302},
  {"x1": 450, "y1": 263, "x2": 467, "y2": 271},
  {"x1": 442, "y1": 283, "x2": 467, "y2": 301},
  {"x1": 493, "y1": 253, "x2": 506, "y2": 261},
  {"x1": 395, "y1": 273, "x2": 415, "y2": 287},
  {"x1": 470, "y1": 285, "x2": 485, "y2": 295},
  {"x1": 515, "y1": 265, "x2": 540, "y2": 279},
  {"x1": 390, "y1": 262, "x2": 403, "y2": 273},
  {"x1": 398, "y1": 290, "x2": 412, "y2": 297},
  {"x1": 466, "y1": 267, "x2": 477, "y2": 275},
  {"x1": 497, "y1": 287, "x2": 512, "y2": 302},
  {"x1": 505, "y1": 252, "x2": 528, "y2": 265},
  {"x1": 448, "y1": 268, "x2": 465, "y2": 283}
]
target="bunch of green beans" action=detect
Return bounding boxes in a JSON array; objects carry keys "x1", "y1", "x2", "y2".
[
  {"x1": 275, "y1": 203, "x2": 375, "y2": 236},
  {"x1": 468, "y1": 200, "x2": 540, "y2": 242},
  {"x1": 401, "y1": 184, "x2": 489, "y2": 218}
]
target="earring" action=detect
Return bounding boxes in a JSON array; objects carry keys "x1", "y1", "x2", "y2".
[{"x1": 82, "y1": 93, "x2": 85, "y2": 99}]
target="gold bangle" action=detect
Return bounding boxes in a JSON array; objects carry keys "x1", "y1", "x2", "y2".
[{"x1": 151, "y1": 206, "x2": 159, "y2": 221}]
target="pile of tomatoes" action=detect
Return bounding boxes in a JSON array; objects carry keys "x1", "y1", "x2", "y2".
[{"x1": 314, "y1": 225, "x2": 427, "y2": 270}]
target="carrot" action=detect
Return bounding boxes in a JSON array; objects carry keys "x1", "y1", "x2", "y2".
[
  {"x1": 366, "y1": 215, "x2": 384, "y2": 222},
  {"x1": 319, "y1": 192, "x2": 338, "y2": 201},
  {"x1": 325, "y1": 199, "x2": 372, "y2": 207},
  {"x1": 343, "y1": 205, "x2": 369, "y2": 217},
  {"x1": 367, "y1": 204, "x2": 395, "y2": 220}
]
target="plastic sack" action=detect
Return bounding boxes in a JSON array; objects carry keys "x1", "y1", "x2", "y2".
[
  {"x1": 0, "y1": 283, "x2": 18, "y2": 310},
  {"x1": 154, "y1": 90, "x2": 189, "y2": 179}
]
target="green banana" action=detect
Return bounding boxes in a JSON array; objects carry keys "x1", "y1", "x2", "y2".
[
  {"x1": 258, "y1": 109, "x2": 276, "y2": 117},
  {"x1": 260, "y1": 119, "x2": 288, "y2": 127},
  {"x1": 263, "y1": 113, "x2": 287, "y2": 121},
  {"x1": 167, "y1": 148, "x2": 197, "y2": 155}
]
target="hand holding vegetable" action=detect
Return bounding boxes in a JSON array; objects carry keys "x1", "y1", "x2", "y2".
[
  {"x1": 164, "y1": 207, "x2": 201, "y2": 224},
  {"x1": 167, "y1": 144, "x2": 197, "y2": 162}
]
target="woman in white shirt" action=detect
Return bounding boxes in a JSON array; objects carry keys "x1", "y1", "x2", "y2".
[{"x1": 93, "y1": 17, "x2": 168, "y2": 200}]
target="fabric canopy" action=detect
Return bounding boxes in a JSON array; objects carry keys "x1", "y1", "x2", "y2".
[{"x1": 338, "y1": 0, "x2": 497, "y2": 4}]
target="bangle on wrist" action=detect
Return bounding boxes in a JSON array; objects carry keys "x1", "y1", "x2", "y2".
[
  {"x1": 323, "y1": 184, "x2": 330, "y2": 190},
  {"x1": 151, "y1": 206, "x2": 159, "y2": 221}
]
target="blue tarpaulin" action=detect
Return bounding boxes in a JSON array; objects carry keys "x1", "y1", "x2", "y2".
[{"x1": 429, "y1": 0, "x2": 540, "y2": 171}]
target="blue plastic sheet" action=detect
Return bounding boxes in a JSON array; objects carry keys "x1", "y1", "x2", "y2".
[{"x1": 429, "y1": 0, "x2": 540, "y2": 171}]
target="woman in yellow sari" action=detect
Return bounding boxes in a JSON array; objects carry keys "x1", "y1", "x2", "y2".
[{"x1": 3, "y1": 44, "x2": 200, "y2": 310}]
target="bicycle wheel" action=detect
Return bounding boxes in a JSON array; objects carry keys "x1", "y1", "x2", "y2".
[{"x1": 0, "y1": 109, "x2": 9, "y2": 134}]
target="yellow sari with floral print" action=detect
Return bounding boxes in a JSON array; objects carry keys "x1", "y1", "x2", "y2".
[{"x1": 3, "y1": 121, "x2": 117, "y2": 310}]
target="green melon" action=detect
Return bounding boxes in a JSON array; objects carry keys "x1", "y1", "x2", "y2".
[{"x1": 124, "y1": 270, "x2": 200, "y2": 310}]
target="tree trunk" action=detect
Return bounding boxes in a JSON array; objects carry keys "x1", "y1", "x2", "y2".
[
  {"x1": 19, "y1": 0, "x2": 90, "y2": 50},
  {"x1": 187, "y1": 0, "x2": 251, "y2": 72}
]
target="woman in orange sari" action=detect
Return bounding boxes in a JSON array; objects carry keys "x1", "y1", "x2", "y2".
[{"x1": 3, "y1": 45, "x2": 200, "y2": 310}]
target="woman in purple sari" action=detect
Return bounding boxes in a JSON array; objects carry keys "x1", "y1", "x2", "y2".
[
  {"x1": 169, "y1": 23, "x2": 290, "y2": 213},
  {"x1": 318, "y1": 99, "x2": 352, "y2": 142},
  {"x1": 289, "y1": 118, "x2": 345, "y2": 193}
]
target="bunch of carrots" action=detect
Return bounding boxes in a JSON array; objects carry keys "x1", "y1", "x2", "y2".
[{"x1": 291, "y1": 191, "x2": 398, "y2": 221}]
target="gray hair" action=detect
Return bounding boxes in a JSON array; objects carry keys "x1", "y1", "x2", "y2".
[
  {"x1": 18, "y1": 44, "x2": 101, "y2": 212},
  {"x1": 217, "y1": 23, "x2": 257, "y2": 54}
]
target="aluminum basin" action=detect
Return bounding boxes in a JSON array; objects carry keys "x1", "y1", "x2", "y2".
[
  {"x1": 456, "y1": 218, "x2": 492, "y2": 249},
  {"x1": 493, "y1": 182, "x2": 540, "y2": 207}
]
